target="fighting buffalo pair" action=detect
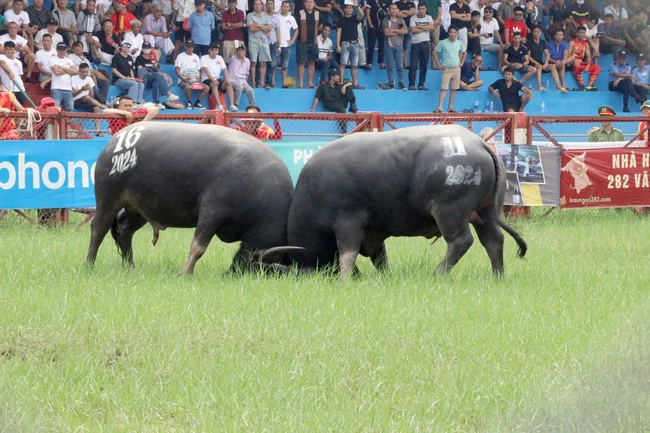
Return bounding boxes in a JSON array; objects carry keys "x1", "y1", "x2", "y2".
[{"x1": 85, "y1": 122, "x2": 526, "y2": 278}]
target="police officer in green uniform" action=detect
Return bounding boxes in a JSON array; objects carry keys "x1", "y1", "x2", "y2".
[
  {"x1": 308, "y1": 69, "x2": 359, "y2": 114},
  {"x1": 588, "y1": 105, "x2": 625, "y2": 142}
]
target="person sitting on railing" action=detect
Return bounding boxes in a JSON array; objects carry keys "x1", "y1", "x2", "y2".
[
  {"x1": 587, "y1": 105, "x2": 624, "y2": 142},
  {"x1": 104, "y1": 94, "x2": 159, "y2": 134},
  {"x1": 308, "y1": 68, "x2": 358, "y2": 113},
  {"x1": 233, "y1": 104, "x2": 282, "y2": 140},
  {"x1": 0, "y1": 80, "x2": 24, "y2": 140}
]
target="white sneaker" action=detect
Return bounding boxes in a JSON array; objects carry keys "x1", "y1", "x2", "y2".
[
  {"x1": 167, "y1": 93, "x2": 179, "y2": 102},
  {"x1": 156, "y1": 103, "x2": 166, "y2": 110},
  {"x1": 186, "y1": 102, "x2": 192, "y2": 110},
  {"x1": 229, "y1": 105, "x2": 238, "y2": 111},
  {"x1": 217, "y1": 104, "x2": 224, "y2": 110}
]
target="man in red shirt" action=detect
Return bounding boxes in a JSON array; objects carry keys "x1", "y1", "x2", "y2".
[
  {"x1": 566, "y1": 25, "x2": 599, "y2": 90},
  {"x1": 221, "y1": 0, "x2": 246, "y2": 61},
  {"x1": 503, "y1": 6, "x2": 527, "y2": 44},
  {"x1": 233, "y1": 104, "x2": 282, "y2": 140},
  {"x1": 104, "y1": 95, "x2": 159, "y2": 134},
  {"x1": 111, "y1": 0, "x2": 137, "y2": 36}
]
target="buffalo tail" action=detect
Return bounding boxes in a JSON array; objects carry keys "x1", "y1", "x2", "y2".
[
  {"x1": 496, "y1": 218, "x2": 527, "y2": 258},
  {"x1": 110, "y1": 216, "x2": 122, "y2": 255}
]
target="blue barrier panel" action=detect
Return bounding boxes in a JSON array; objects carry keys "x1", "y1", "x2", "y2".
[{"x1": 0, "y1": 139, "x2": 328, "y2": 210}]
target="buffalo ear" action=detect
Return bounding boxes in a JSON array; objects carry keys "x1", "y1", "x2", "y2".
[{"x1": 248, "y1": 246, "x2": 305, "y2": 264}]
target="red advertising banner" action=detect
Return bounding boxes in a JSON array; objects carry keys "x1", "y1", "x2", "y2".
[{"x1": 560, "y1": 148, "x2": 650, "y2": 208}]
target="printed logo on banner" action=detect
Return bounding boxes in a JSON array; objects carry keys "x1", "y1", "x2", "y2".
[{"x1": 561, "y1": 152, "x2": 593, "y2": 193}]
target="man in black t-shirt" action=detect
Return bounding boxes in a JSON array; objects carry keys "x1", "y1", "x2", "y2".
[
  {"x1": 488, "y1": 66, "x2": 533, "y2": 112},
  {"x1": 502, "y1": 31, "x2": 536, "y2": 83},
  {"x1": 91, "y1": 19, "x2": 121, "y2": 65},
  {"x1": 135, "y1": 42, "x2": 179, "y2": 107},
  {"x1": 336, "y1": 1, "x2": 365, "y2": 89},
  {"x1": 450, "y1": 0, "x2": 470, "y2": 50},
  {"x1": 526, "y1": 25, "x2": 563, "y2": 92},
  {"x1": 365, "y1": 0, "x2": 391, "y2": 69},
  {"x1": 396, "y1": 0, "x2": 415, "y2": 67}
]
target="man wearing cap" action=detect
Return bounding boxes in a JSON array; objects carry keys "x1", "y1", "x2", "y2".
[
  {"x1": 632, "y1": 53, "x2": 650, "y2": 102},
  {"x1": 188, "y1": 0, "x2": 215, "y2": 56},
  {"x1": 50, "y1": 41, "x2": 78, "y2": 110},
  {"x1": 221, "y1": 0, "x2": 245, "y2": 61},
  {"x1": 175, "y1": 39, "x2": 209, "y2": 109},
  {"x1": 200, "y1": 43, "x2": 233, "y2": 110},
  {"x1": 587, "y1": 105, "x2": 624, "y2": 142},
  {"x1": 227, "y1": 44, "x2": 255, "y2": 111},
  {"x1": 608, "y1": 50, "x2": 645, "y2": 112},
  {"x1": 112, "y1": 41, "x2": 146, "y2": 104},
  {"x1": 308, "y1": 68, "x2": 358, "y2": 113}
]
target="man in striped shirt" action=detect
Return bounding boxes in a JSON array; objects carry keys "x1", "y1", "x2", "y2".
[{"x1": 315, "y1": 24, "x2": 338, "y2": 83}]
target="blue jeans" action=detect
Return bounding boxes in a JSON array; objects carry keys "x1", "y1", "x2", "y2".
[
  {"x1": 114, "y1": 78, "x2": 145, "y2": 103},
  {"x1": 315, "y1": 59, "x2": 339, "y2": 83},
  {"x1": 384, "y1": 46, "x2": 404, "y2": 86},
  {"x1": 340, "y1": 41, "x2": 359, "y2": 67},
  {"x1": 51, "y1": 88, "x2": 73, "y2": 111},
  {"x1": 265, "y1": 42, "x2": 279, "y2": 85},
  {"x1": 137, "y1": 68, "x2": 170, "y2": 103},
  {"x1": 280, "y1": 46, "x2": 291, "y2": 70}
]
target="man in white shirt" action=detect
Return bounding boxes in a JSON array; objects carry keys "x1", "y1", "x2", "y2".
[
  {"x1": 35, "y1": 33, "x2": 57, "y2": 87},
  {"x1": 4, "y1": 0, "x2": 34, "y2": 33},
  {"x1": 0, "y1": 41, "x2": 27, "y2": 105},
  {"x1": 124, "y1": 19, "x2": 156, "y2": 60},
  {"x1": 200, "y1": 42, "x2": 233, "y2": 110},
  {"x1": 315, "y1": 24, "x2": 337, "y2": 84},
  {"x1": 68, "y1": 40, "x2": 109, "y2": 103},
  {"x1": 50, "y1": 41, "x2": 78, "y2": 110},
  {"x1": 35, "y1": 18, "x2": 64, "y2": 50},
  {"x1": 479, "y1": 6, "x2": 502, "y2": 54},
  {"x1": 0, "y1": 22, "x2": 37, "y2": 82},
  {"x1": 72, "y1": 62, "x2": 106, "y2": 118},
  {"x1": 175, "y1": 39, "x2": 209, "y2": 109},
  {"x1": 276, "y1": 0, "x2": 297, "y2": 88}
]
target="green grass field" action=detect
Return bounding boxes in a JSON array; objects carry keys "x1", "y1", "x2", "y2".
[{"x1": 1, "y1": 209, "x2": 649, "y2": 432}]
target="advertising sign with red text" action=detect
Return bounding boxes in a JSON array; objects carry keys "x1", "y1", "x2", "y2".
[{"x1": 560, "y1": 148, "x2": 650, "y2": 208}]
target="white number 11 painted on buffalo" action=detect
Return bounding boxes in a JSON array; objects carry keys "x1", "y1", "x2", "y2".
[
  {"x1": 113, "y1": 126, "x2": 146, "y2": 153},
  {"x1": 441, "y1": 137, "x2": 467, "y2": 158}
]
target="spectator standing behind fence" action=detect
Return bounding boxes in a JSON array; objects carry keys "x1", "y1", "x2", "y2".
[
  {"x1": 263, "y1": 0, "x2": 280, "y2": 88},
  {"x1": 378, "y1": 3, "x2": 406, "y2": 90},
  {"x1": 433, "y1": 26, "x2": 465, "y2": 112},
  {"x1": 632, "y1": 53, "x2": 649, "y2": 102},
  {"x1": 35, "y1": 33, "x2": 56, "y2": 87},
  {"x1": 247, "y1": 0, "x2": 272, "y2": 88},
  {"x1": 466, "y1": 11, "x2": 482, "y2": 56},
  {"x1": 315, "y1": 24, "x2": 338, "y2": 83},
  {"x1": 277, "y1": 0, "x2": 297, "y2": 87},
  {"x1": 395, "y1": 0, "x2": 415, "y2": 68},
  {"x1": 488, "y1": 66, "x2": 533, "y2": 112},
  {"x1": 0, "y1": 80, "x2": 24, "y2": 140},
  {"x1": 567, "y1": 25, "x2": 600, "y2": 91},
  {"x1": 188, "y1": 0, "x2": 215, "y2": 56},
  {"x1": 608, "y1": 50, "x2": 645, "y2": 113},
  {"x1": 587, "y1": 105, "x2": 623, "y2": 142},
  {"x1": 170, "y1": 0, "x2": 196, "y2": 62},
  {"x1": 200, "y1": 42, "x2": 233, "y2": 109},
  {"x1": 50, "y1": 42, "x2": 78, "y2": 110},
  {"x1": 104, "y1": 95, "x2": 159, "y2": 134},
  {"x1": 0, "y1": 23, "x2": 37, "y2": 84},
  {"x1": 221, "y1": 0, "x2": 245, "y2": 60},
  {"x1": 408, "y1": 3, "x2": 432, "y2": 90},
  {"x1": 296, "y1": 0, "x2": 321, "y2": 89},
  {"x1": 364, "y1": 0, "x2": 389, "y2": 70},
  {"x1": 449, "y1": 0, "x2": 470, "y2": 49},
  {"x1": 308, "y1": 68, "x2": 358, "y2": 113},
  {"x1": 227, "y1": 44, "x2": 256, "y2": 110},
  {"x1": 459, "y1": 52, "x2": 482, "y2": 90},
  {"x1": 143, "y1": 5, "x2": 175, "y2": 60},
  {"x1": 526, "y1": 26, "x2": 563, "y2": 92},
  {"x1": 337, "y1": 1, "x2": 364, "y2": 89}
]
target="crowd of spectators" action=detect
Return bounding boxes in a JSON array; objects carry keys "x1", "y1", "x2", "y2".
[{"x1": 0, "y1": 0, "x2": 647, "y2": 116}]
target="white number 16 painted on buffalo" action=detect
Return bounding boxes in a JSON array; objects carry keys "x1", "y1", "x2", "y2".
[{"x1": 113, "y1": 125, "x2": 145, "y2": 153}]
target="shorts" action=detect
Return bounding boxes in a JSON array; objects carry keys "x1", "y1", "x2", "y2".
[
  {"x1": 175, "y1": 22, "x2": 190, "y2": 42},
  {"x1": 503, "y1": 100, "x2": 521, "y2": 112},
  {"x1": 280, "y1": 46, "x2": 291, "y2": 69},
  {"x1": 503, "y1": 64, "x2": 532, "y2": 73},
  {"x1": 74, "y1": 98, "x2": 96, "y2": 112},
  {"x1": 249, "y1": 41, "x2": 271, "y2": 62},
  {"x1": 179, "y1": 81, "x2": 207, "y2": 91},
  {"x1": 460, "y1": 75, "x2": 474, "y2": 84},
  {"x1": 340, "y1": 41, "x2": 359, "y2": 67},
  {"x1": 441, "y1": 66, "x2": 461, "y2": 90},
  {"x1": 202, "y1": 79, "x2": 228, "y2": 92},
  {"x1": 296, "y1": 42, "x2": 318, "y2": 64}
]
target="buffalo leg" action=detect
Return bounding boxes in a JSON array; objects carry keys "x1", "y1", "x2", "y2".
[
  {"x1": 182, "y1": 222, "x2": 217, "y2": 274},
  {"x1": 85, "y1": 202, "x2": 123, "y2": 266},
  {"x1": 432, "y1": 211, "x2": 474, "y2": 274},
  {"x1": 472, "y1": 211, "x2": 505, "y2": 276},
  {"x1": 334, "y1": 222, "x2": 364, "y2": 281},
  {"x1": 369, "y1": 242, "x2": 389, "y2": 271},
  {"x1": 115, "y1": 210, "x2": 147, "y2": 267}
]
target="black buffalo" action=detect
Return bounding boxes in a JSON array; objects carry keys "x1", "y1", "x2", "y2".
[
  {"x1": 85, "y1": 122, "x2": 295, "y2": 273},
  {"x1": 287, "y1": 125, "x2": 527, "y2": 279}
]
